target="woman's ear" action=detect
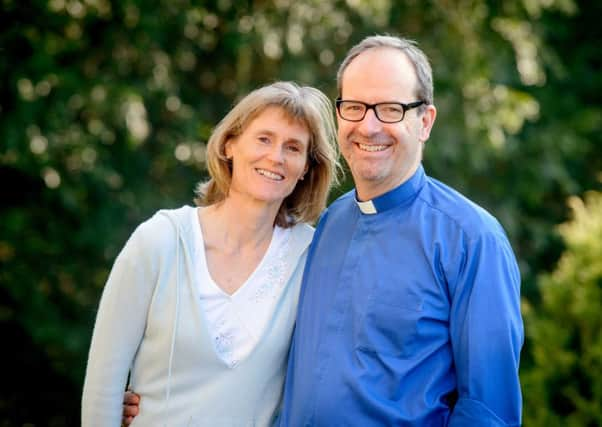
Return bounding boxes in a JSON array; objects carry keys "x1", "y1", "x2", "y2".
[
  {"x1": 224, "y1": 138, "x2": 234, "y2": 160},
  {"x1": 299, "y1": 156, "x2": 310, "y2": 181}
]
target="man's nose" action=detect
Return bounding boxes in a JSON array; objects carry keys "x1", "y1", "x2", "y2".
[{"x1": 357, "y1": 108, "x2": 383, "y2": 135}]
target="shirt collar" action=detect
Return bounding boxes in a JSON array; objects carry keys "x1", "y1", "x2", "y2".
[{"x1": 355, "y1": 165, "x2": 426, "y2": 215}]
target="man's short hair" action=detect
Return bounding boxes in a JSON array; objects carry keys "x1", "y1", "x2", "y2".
[{"x1": 336, "y1": 35, "x2": 434, "y2": 107}]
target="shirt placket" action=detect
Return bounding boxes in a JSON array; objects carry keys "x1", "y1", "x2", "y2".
[{"x1": 310, "y1": 214, "x2": 368, "y2": 424}]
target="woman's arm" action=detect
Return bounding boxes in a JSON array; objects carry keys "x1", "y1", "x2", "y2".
[{"x1": 82, "y1": 222, "x2": 159, "y2": 426}]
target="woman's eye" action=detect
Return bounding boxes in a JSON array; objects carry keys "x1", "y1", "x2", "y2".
[
  {"x1": 287, "y1": 145, "x2": 301, "y2": 153},
  {"x1": 258, "y1": 136, "x2": 270, "y2": 144}
]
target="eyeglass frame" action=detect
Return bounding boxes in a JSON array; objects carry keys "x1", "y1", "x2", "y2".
[{"x1": 335, "y1": 98, "x2": 426, "y2": 123}]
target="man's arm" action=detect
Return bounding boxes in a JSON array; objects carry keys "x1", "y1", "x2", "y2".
[
  {"x1": 122, "y1": 391, "x2": 140, "y2": 426},
  {"x1": 448, "y1": 231, "x2": 524, "y2": 427}
]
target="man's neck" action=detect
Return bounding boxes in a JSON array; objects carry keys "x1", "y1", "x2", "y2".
[{"x1": 355, "y1": 164, "x2": 420, "y2": 202}]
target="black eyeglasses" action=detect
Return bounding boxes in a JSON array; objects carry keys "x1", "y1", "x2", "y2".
[{"x1": 335, "y1": 98, "x2": 425, "y2": 123}]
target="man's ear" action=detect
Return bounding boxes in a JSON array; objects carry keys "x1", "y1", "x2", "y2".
[{"x1": 419, "y1": 104, "x2": 437, "y2": 143}]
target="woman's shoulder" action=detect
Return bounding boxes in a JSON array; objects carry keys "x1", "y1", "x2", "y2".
[
  {"x1": 285, "y1": 222, "x2": 315, "y2": 252},
  {"x1": 290, "y1": 221, "x2": 315, "y2": 237},
  {"x1": 127, "y1": 205, "x2": 194, "y2": 255}
]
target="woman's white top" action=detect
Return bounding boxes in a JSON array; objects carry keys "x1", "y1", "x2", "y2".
[
  {"x1": 192, "y1": 207, "x2": 292, "y2": 368},
  {"x1": 81, "y1": 206, "x2": 314, "y2": 426}
]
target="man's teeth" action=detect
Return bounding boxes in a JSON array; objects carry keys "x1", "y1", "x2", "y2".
[
  {"x1": 257, "y1": 169, "x2": 284, "y2": 180},
  {"x1": 358, "y1": 144, "x2": 387, "y2": 152}
]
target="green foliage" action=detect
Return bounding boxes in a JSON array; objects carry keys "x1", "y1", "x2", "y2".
[
  {"x1": 0, "y1": 0, "x2": 601, "y2": 424},
  {"x1": 522, "y1": 191, "x2": 602, "y2": 427}
]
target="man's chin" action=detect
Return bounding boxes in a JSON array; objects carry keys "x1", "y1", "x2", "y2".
[
  {"x1": 351, "y1": 172, "x2": 390, "y2": 195},
  {"x1": 351, "y1": 167, "x2": 387, "y2": 184}
]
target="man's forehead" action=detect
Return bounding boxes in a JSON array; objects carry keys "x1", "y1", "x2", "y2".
[
  {"x1": 341, "y1": 49, "x2": 418, "y2": 100},
  {"x1": 345, "y1": 48, "x2": 412, "y2": 73}
]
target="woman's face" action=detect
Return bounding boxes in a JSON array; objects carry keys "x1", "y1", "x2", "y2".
[{"x1": 225, "y1": 106, "x2": 310, "y2": 209}]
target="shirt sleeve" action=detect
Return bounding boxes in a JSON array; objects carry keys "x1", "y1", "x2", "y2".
[
  {"x1": 81, "y1": 222, "x2": 160, "y2": 427},
  {"x1": 447, "y1": 231, "x2": 524, "y2": 427}
]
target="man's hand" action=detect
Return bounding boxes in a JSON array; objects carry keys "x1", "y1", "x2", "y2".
[{"x1": 122, "y1": 390, "x2": 140, "y2": 426}]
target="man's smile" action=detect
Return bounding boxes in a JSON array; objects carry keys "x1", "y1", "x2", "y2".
[{"x1": 357, "y1": 143, "x2": 388, "y2": 152}]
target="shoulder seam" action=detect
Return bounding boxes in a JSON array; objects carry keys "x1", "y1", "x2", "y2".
[{"x1": 414, "y1": 193, "x2": 506, "y2": 244}]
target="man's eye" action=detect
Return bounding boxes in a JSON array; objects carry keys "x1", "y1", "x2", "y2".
[
  {"x1": 382, "y1": 105, "x2": 402, "y2": 113},
  {"x1": 345, "y1": 104, "x2": 363, "y2": 112}
]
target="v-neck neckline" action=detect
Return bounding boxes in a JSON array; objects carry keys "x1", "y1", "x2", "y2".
[
  {"x1": 195, "y1": 207, "x2": 281, "y2": 298},
  {"x1": 190, "y1": 207, "x2": 291, "y2": 368}
]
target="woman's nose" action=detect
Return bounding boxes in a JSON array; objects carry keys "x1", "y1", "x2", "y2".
[{"x1": 267, "y1": 144, "x2": 285, "y2": 164}]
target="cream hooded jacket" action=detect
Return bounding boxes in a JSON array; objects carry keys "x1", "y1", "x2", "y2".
[{"x1": 82, "y1": 206, "x2": 313, "y2": 426}]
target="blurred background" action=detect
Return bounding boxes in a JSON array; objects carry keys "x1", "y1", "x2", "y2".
[{"x1": 1, "y1": 0, "x2": 600, "y2": 426}]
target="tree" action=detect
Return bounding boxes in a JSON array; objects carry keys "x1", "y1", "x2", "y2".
[
  {"x1": 522, "y1": 191, "x2": 602, "y2": 427},
  {"x1": 1, "y1": 0, "x2": 600, "y2": 424}
]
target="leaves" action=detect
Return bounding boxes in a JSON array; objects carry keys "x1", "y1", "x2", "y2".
[
  {"x1": 1, "y1": 0, "x2": 600, "y2": 424},
  {"x1": 523, "y1": 192, "x2": 602, "y2": 426}
]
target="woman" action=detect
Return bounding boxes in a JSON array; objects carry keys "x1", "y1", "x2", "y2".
[{"x1": 81, "y1": 81, "x2": 340, "y2": 426}]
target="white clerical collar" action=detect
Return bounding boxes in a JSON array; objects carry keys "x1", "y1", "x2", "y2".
[
  {"x1": 354, "y1": 165, "x2": 427, "y2": 215},
  {"x1": 356, "y1": 199, "x2": 377, "y2": 215}
]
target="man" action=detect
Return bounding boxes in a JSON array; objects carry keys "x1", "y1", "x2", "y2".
[
  {"x1": 276, "y1": 35, "x2": 523, "y2": 426},
  {"x1": 123, "y1": 35, "x2": 523, "y2": 426}
]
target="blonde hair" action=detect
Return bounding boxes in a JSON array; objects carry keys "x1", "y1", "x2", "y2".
[{"x1": 195, "y1": 81, "x2": 341, "y2": 227}]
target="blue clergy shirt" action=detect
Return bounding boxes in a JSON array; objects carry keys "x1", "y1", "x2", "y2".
[{"x1": 279, "y1": 165, "x2": 523, "y2": 426}]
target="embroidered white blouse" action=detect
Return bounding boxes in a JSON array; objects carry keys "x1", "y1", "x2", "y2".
[
  {"x1": 191, "y1": 207, "x2": 291, "y2": 368},
  {"x1": 82, "y1": 206, "x2": 313, "y2": 426}
]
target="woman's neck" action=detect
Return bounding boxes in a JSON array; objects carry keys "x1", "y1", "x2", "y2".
[{"x1": 200, "y1": 195, "x2": 280, "y2": 253}]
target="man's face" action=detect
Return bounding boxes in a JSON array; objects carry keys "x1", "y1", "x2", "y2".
[{"x1": 337, "y1": 48, "x2": 436, "y2": 201}]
